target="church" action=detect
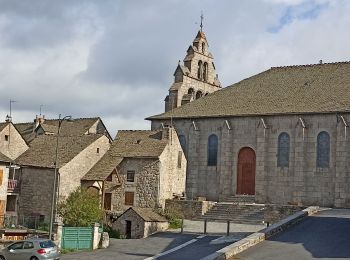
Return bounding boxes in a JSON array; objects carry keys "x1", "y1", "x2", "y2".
[{"x1": 147, "y1": 27, "x2": 350, "y2": 208}]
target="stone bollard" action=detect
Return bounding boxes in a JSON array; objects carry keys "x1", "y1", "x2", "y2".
[
  {"x1": 100, "y1": 232, "x2": 110, "y2": 249},
  {"x1": 92, "y1": 223, "x2": 100, "y2": 250},
  {"x1": 53, "y1": 221, "x2": 63, "y2": 249}
]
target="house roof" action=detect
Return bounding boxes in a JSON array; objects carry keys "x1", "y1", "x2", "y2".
[
  {"x1": 147, "y1": 61, "x2": 350, "y2": 120},
  {"x1": 82, "y1": 130, "x2": 168, "y2": 181},
  {"x1": 14, "y1": 117, "x2": 110, "y2": 143},
  {"x1": 82, "y1": 154, "x2": 123, "y2": 181},
  {"x1": 122, "y1": 207, "x2": 168, "y2": 222},
  {"x1": 0, "y1": 123, "x2": 9, "y2": 132},
  {"x1": 0, "y1": 152, "x2": 12, "y2": 163},
  {"x1": 15, "y1": 134, "x2": 104, "y2": 168}
]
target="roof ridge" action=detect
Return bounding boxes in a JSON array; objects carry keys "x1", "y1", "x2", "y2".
[{"x1": 271, "y1": 61, "x2": 350, "y2": 70}]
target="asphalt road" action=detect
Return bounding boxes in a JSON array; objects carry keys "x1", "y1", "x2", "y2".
[
  {"x1": 61, "y1": 232, "x2": 230, "y2": 260},
  {"x1": 237, "y1": 208, "x2": 350, "y2": 260}
]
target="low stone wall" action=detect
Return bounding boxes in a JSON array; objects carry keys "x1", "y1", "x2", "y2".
[
  {"x1": 264, "y1": 204, "x2": 305, "y2": 224},
  {"x1": 165, "y1": 199, "x2": 216, "y2": 219}
]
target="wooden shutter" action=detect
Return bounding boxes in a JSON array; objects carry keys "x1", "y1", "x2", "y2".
[
  {"x1": 0, "y1": 169, "x2": 3, "y2": 185},
  {"x1": 124, "y1": 192, "x2": 134, "y2": 206}
]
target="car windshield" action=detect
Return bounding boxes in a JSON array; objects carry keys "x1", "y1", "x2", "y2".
[{"x1": 39, "y1": 240, "x2": 56, "y2": 248}]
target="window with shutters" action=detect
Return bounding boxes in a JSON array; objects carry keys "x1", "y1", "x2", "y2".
[
  {"x1": 207, "y1": 134, "x2": 218, "y2": 166},
  {"x1": 317, "y1": 131, "x2": 330, "y2": 168},
  {"x1": 125, "y1": 192, "x2": 134, "y2": 206},
  {"x1": 277, "y1": 132, "x2": 290, "y2": 167}
]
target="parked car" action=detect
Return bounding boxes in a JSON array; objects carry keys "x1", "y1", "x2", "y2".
[{"x1": 0, "y1": 238, "x2": 60, "y2": 260}]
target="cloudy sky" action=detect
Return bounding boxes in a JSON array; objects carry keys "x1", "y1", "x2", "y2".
[{"x1": 0, "y1": 0, "x2": 350, "y2": 135}]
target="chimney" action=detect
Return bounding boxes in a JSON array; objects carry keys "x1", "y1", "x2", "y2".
[
  {"x1": 5, "y1": 115, "x2": 12, "y2": 123},
  {"x1": 319, "y1": 60, "x2": 323, "y2": 64},
  {"x1": 34, "y1": 114, "x2": 45, "y2": 129},
  {"x1": 161, "y1": 126, "x2": 170, "y2": 140}
]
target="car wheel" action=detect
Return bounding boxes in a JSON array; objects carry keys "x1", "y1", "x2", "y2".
[{"x1": 30, "y1": 257, "x2": 39, "y2": 260}]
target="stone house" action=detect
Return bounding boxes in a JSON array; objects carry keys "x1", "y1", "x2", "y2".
[
  {"x1": 81, "y1": 127, "x2": 186, "y2": 213},
  {"x1": 112, "y1": 207, "x2": 168, "y2": 239},
  {"x1": 15, "y1": 116, "x2": 111, "y2": 144},
  {"x1": 148, "y1": 29, "x2": 350, "y2": 208},
  {"x1": 12, "y1": 118, "x2": 110, "y2": 221},
  {"x1": 0, "y1": 121, "x2": 28, "y2": 224}
]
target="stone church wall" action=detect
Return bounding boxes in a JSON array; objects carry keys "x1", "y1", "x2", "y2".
[{"x1": 151, "y1": 112, "x2": 350, "y2": 207}]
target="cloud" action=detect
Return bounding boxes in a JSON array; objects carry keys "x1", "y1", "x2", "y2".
[{"x1": 0, "y1": 0, "x2": 349, "y2": 134}]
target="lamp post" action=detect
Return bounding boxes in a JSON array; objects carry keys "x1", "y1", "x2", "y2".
[{"x1": 49, "y1": 114, "x2": 72, "y2": 240}]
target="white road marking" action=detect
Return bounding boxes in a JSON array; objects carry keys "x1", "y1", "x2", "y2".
[
  {"x1": 196, "y1": 235, "x2": 206, "y2": 239},
  {"x1": 144, "y1": 238, "x2": 198, "y2": 260}
]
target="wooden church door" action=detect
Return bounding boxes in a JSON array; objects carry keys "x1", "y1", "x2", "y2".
[{"x1": 237, "y1": 147, "x2": 256, "y2": 195}]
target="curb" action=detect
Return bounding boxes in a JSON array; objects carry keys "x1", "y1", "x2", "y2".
[{"x1": 201, "y1": 206, "x2": 319, "y2": 260}]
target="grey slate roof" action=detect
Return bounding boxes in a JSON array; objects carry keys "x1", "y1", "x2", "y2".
[
  {"x1": 16, "y1": 134, "x2": 104, "y2": 168},
  {"x1": 0, "y1": 123, "x2": 8, "y2": 132},
  {"x1": 82, "y1": 130, "x2": 168, "y2": 181},
  {"x1": 0, "y1": 152, "x2": 12, "y2": 163},
  {"x1": 15, "y1": 117, "x2": 103, "y2": 143},
  {"x1": 147, "y1": 62, "x2": 350, "y2": 120},
  {"x1": 123, "y1": 207, "x2": 168, "y2": 222}
]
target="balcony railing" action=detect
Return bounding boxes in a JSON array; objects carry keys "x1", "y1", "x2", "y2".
[{"x1": 7, "y1": 179, "x2": 19, "y2": 192}]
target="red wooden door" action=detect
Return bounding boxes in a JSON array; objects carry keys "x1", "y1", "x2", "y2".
[{"x1": 237, "y1": 147, "x2": 256, "y2": 195}]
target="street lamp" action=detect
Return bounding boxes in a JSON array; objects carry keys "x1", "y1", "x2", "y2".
[{"x1": 49, "y1": 114, "x2": 72, "y2": 239}]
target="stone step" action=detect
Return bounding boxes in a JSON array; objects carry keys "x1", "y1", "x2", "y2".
[
  {"x1": 201, "y1": 202, "x2": 265, "y2": 224},
  {"x1": 222, "y1": 195, "x2": 256, "y2": 204}
]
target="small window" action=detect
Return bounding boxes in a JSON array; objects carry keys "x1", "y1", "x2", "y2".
[
  {"x1": 4, "y1": 135, "x2": 9, "y2": 141},
  {"x1": 277, "y1": 132, "x2": 290, "y2": 167},
  {"x1": 96, "y1": 148, "x2": 100, "y2": 154},
  {"x1": 202, "y1": 42, "x2": 205, "y2": 53},
  {"x1": 104, "y1": 193, "x2": 112, "y2": 210},
  {"x1": 127, "y1": 170, "x2": 135, "y2": 182},
  {"x1": 125, "y1": 192, "x2": 134, "y2": 206},
  {"x1": 317, "y1": 131, "x2": 330, "y2": 168},
  {"x1": 178, "y1": 151, "x2": 182, "y2": 168},
  {"x1": 208, "y1": 134, "x2": 218, "y2": 166},
  {"x1": 106, "y1": 173, "x2": 112, "y2": 182}
]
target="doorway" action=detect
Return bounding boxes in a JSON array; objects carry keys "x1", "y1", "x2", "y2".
[
  {"x1": 236, "y1": 147, "x2": 256, "y2": 195},
  {"x1": 125, "y1": 220, "x2": 131, "y2": 239}
]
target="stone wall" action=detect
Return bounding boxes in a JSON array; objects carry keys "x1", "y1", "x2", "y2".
[
  {"x1": 264, "y1": 204, "x2": 305, "y2": 224},
  {"x1": 151, "y1": 113, "x2": 350, "y2": 207},
  {"x1": 112, "y1": 158, "x2": 160, "y2": 212},
  {"x1": 158, "y1": 128, "x2": 186, "y2": 208},
  {"x1": 59, "y1": 135, "x2": 110, "y2": 200},
  {"x1": 0, "y1": 123, "x2": 28, "y2": 160},
  {"x1": 18, "y1": 167, "x2": 55, "y2": 220},
  {"x1": 144, "y1": 221, "x2": 169, "y2": 237},
  {"x1": 165, "y1": 199, "x2": 215, "y2": 219}
]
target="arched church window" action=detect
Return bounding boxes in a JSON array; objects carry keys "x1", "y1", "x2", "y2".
[
  {"x1": 188, "y1": 88, "x2": 194, "y2": 95},
  {"x1": 178, "y1": 135, "x2": 186, "y2": 154},
  {"x1": 202, "y1": 42, "x2": 205, "y2": 53},
  {"x1": 197, "y1": 61, "x2": 203, "y2": 79},
  {"x1": 317, "y1": 131, "x2": 330, "y2": 168},
  {"x1": 203, "y1": 62, "x2": 208, "y2": 82},
  {"x1": 196, "y1": 91, "x2": 202, "y2": 99},
  {"x1": 208, "y1": 134, "x2": 218, "y2": 166},
  {"x1": 277, "y1": 132, "x2": 290, "y2": 167}
]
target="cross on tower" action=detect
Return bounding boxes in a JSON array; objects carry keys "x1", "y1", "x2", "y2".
[{"x1": 200, "y1": 12, "x2": 204, "y2": 32}]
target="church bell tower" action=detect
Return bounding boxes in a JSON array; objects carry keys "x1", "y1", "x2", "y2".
[{"x1": 164, "y1": 17, "x2": 221, "y2": 112}]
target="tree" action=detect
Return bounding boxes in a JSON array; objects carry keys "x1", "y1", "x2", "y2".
[{"x1": 57, "y1": 188, "x2": 104, "y2": 227}]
